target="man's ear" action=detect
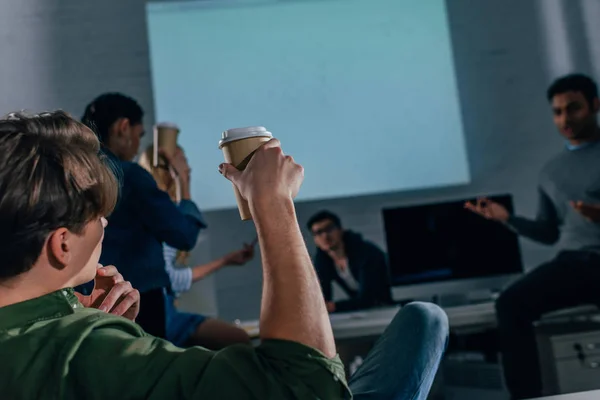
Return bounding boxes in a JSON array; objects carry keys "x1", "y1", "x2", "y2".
[
  {"x1": 47, "y1": 228, "x2": 71, "y2": 270},
  {"x1": 113, "y1": 118, "x2": 131, "y2": 138},
  {"x1": 593, "y1": 98, "x2": 600, "y2": 113}
]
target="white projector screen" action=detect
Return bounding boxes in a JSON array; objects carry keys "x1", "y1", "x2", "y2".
[{"x1": 146, "y1": 0, "x2": 469, "y2": 211}]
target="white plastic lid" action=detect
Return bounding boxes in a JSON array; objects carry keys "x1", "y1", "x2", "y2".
[
  {"x1": 219, "y1": 126, "x2": 272, "y2": 148},
  {"x1": 155, "y1": 122, "x2": 180, "y2": 131}
]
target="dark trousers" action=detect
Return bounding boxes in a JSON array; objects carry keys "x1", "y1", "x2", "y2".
[
  {"x1": 136, "y1": 288, "x2": 167, "y2": 339},
  {"x1": 495, "y1": 250, "x2": 600, "y2": 399}
]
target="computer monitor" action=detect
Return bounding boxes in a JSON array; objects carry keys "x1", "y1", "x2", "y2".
[{"x1": 382, "y1": 195, "x2": 524, "y2": 301}]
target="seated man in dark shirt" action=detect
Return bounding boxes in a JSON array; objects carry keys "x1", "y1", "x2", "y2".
[{"x1": 308, "y1": 211, "x2": 393, "y2": 312}]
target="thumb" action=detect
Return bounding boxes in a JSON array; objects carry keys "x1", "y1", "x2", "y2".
[{"x1": 219, "y1": 163, "x2": 241, "y2": 184}]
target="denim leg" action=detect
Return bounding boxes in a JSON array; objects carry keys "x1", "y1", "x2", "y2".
[{"x1": 349, "y1": 302, "x2": 448, "y2": 400}]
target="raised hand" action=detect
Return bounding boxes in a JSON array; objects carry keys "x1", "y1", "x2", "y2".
[
  {"x1": 159, "y1": 147, "x2": 191, "y2": 181},
  {"x1": 464, "y1": 197, "x2": 510, "y2": 222},
  {"x1": 222, "y1": 243, "x2": 256, "y2": 266},
  {"x1": 219, "y1": 139, "x2": 304, "y2": 206},
  {"x1": 571, "y1": 201, "x2": 600, "y2": 222}
]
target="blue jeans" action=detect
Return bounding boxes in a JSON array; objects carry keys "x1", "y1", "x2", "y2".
[{"x1": 348, "y1": 302, "x2": 449, "y2": 400}]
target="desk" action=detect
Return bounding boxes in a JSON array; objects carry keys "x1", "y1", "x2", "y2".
[
  {"x1": 534, "y1": 390, "x2": 600, "y2": 399},
  {"x1": 331, "y1": 302, "x2": 497, "y2": 339},
  {"x1": 238, "y1": 301, "x2": 498, "y2": 340}
]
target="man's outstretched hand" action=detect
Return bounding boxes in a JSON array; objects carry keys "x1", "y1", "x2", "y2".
[
  {"x1": 464, "y1": 197, "x2": 510, "y2": 222},
  {"x1": 222, "y1": 242, "x2": 256, "y2": 266},
  {"x1": 75, "y1": 265, "x2": 140, "y2": 322},
  {"x1": 571, "y1": 201, "x2": 600, "y2": 222}
]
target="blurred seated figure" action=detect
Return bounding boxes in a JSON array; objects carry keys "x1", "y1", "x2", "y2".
[
  {"x1": 80, "y1": 93, "x2": 205, "y2": 339},
  {"x1": 308, "y1": 211, "x2": 393, "y2": 312}
]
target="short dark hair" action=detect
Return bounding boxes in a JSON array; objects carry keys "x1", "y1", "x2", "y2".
[
  {"x1": 307, "y1": 210, "x2": 342, "y2": 231},
  {"x1": 0, "y1": 111, "x2": 118, "y2": 281},
  {"x1": 546, "y1": 74, "x2": 599, "y2": 106},
  {"x1": 81, "y1": 92, "x2": 144, "y2": 145}
]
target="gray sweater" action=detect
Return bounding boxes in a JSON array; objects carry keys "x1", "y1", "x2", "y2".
[{"x1": 508, "y1": 141, "x2": 600, "y2": 252}]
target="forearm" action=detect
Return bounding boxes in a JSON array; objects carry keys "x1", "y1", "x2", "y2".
[
  {"x1": 191, "y1": 259, "x2": 226, "y2": 282},
  {"x1": 506, "y1": 216, "x2": 559, "y2": 244},
  {"x1": 253, "y1": 197, "x2": 336, "y2": 358}
]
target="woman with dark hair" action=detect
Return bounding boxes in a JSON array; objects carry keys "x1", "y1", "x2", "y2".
[{"x1": 81, "y1": 93, "x2": 205, "y2": 339}]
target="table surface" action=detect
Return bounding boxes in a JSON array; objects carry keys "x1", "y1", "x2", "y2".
[
  {"x1": 238, "y1": 301, "x2": 499, "y2": 339},
  {"x1": 533, "y1": 390, "x2": 600, "y2": 399}
]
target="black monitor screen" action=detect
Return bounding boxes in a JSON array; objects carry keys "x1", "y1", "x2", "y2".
[{"x1": 383, "y1": 195, "x2": 523, "y2": 286}]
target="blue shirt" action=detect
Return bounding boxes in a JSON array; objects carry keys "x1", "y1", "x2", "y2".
[
  {"x1": 97, "y1": 152, "x2": 206, "y2": 293},
  {"x1": 565, "y1": 141, "x2": 592, "y2": 151}
]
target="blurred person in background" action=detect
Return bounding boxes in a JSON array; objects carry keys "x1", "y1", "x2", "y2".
[
  {"x1": 81, "y1": 93, "x2": 205, "y2": 339},
  {"x1": 466, "y1": 74, "x2": 600, "y2": 399},
  {"x1": 308, "y1": 210, "x2": 392, "y2": 313}
]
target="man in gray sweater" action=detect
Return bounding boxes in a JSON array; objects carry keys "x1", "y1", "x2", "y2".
[{"x1": 466, "y1": 74, "x2": 600, "y2": 399}]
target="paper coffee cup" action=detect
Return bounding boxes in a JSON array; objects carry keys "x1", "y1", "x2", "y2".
[
  {"x1": 219, "y1": 127, "x2": 273, "y2": 220},
  {"x1": 153, "y1": 122, "x2": 180, "y2": 167}
]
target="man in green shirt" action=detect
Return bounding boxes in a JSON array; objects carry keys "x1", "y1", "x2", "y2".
[{"x1": 0, "y1": 112, "x2": 447, "y2": 399}]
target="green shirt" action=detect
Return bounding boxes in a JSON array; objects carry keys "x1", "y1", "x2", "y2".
[{"x1": 0, "y1": 288, "x2": 351, "y2": 399}]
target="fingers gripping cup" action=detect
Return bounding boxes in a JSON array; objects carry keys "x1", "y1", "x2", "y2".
[
  {"x1": 140, "y1": 122, "x2": 183, "y2": 202},
  {"x1": 153, "y1": 122, "x2": 180, "y2": 167},
  {"x1": 219, "y1": 127, "x2": 273, "y2": 220}
]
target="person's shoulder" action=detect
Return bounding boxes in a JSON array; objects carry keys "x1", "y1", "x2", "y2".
[
  {"x1": 363, "y1": 239, "x2": 386, "y2": 258},
  {"x1": 0, "y1": 310, "x2": 146, "y2": 399},
  {"x1": 345, "y1": 230, "x2": 384, "y2": 254},
  {"x1": 67, "y1": 308, "x2": 147, "y2": 335},
  {"x1": 120, "y1": 160, "x2": 150, "y2": 177},
  {"x1": 5, "y1": 309, "x2": 147, "y2": 357},
  {"x1": 313, "y1": 248, "x2": 331, "y2": 269},
  {"x1": 120, "y1": 161, "x2": 158, "y2": 187}
]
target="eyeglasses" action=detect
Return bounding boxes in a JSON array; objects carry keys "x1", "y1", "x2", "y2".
[{"x1": 311, "y1": 224, "x2": 338, "y2": 237}]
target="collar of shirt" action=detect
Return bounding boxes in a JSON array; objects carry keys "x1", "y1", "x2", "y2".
[
  {"x1": 566, "y1": 141, "x2": 591, "y2": 151},
  {"x1": 564, "y1": 139, "x2": 600, "y2": 151},
  {"x1": 0, "y1": 288, "x2": 83, "y2": 331}
]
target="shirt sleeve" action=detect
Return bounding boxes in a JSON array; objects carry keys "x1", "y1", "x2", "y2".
[
  {"x1": 66, "y1": 328, "x2": 351, "y2": 400},
  {"x1": 163, "y1": 244, "x2": 193, "y2": 294},
  {"x1": 507, "y1": 187, "x2": 560, "y2": 245},
  {"x1": 126, "y1": 164, "x2": 206, "y2": 251}
]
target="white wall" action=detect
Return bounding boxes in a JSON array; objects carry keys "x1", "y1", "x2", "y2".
[
  {"x1": 0, "y1": 0, "x2": 154, "y2": 123},
  {"x1": 0, "y1": 0, "x2": 219, "y2": 315},
  {"x1": 207, "y1": 0, "x2": 600, "y2": 321},
  {"x1": 2, "y1": 0, "x2": 600, "y2": 321}
]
